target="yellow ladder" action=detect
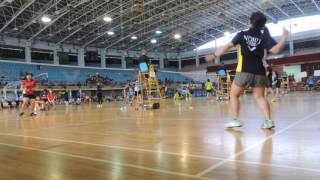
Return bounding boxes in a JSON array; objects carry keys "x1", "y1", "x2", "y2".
[{"x1": 139, "y1": 65, "x2": 162, "y2": 107}]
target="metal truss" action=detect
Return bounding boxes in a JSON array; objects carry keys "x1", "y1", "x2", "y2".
[{"x1": 0, "y1": 0, "x2": 319, "y2": 52}]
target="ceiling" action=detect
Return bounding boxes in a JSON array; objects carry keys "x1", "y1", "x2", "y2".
[{"x1": 0, "y1": 0, "x2": 319, "y2": 52}]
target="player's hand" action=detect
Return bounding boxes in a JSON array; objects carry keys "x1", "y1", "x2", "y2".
[
  {"x1": 282, "y1": 27, "x2": 289, "y2": 38},
  {"x1": 205, "y1": 55, "x2": 216, "y2": 62}
]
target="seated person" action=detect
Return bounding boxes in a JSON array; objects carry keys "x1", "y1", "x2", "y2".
[
  {"x1": 34, "y1": 96, "x2": 45, "y2": 114},
  {"x1": 181, "y1": 87, "x2": 191, "y2": 100},
  {"x1": 218, "y1": 63, "x2": 227, "y2": 77},
  {"x1": 174, "y1": 90, "x2": 182, "y2": 100},
  {"x1": 138, "y1": 49, "x2": 150, "y2": 73},
  {"x1": 307, "y1": 75, "x2": 315, "y2": 91},
  {"x1": 40, "y1": 89, "x2": 49, "y2": 110},
  {"x1": 47, "y1": 89, "x2": 56, "y2": 108}
]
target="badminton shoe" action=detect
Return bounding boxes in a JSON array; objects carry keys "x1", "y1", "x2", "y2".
[
  {"x1": 225, "y1": 119, "x2": 242, "y2": 128},
  {"x1": 261, "y1": 120, "x2": 275, "y2": 129}
]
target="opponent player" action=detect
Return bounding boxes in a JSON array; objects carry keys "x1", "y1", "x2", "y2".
[{"x1": 20, "y1": 73, "x2": 37, "y2": 116}]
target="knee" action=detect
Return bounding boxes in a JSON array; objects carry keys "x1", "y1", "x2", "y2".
[
  {"x1": 230, "y1": 91, "x2": 241, "y2": 98},
  {"x1": 254, "y1": 93, "x2": 264, "y2": 100}
]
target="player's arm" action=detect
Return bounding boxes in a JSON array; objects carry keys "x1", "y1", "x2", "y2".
[
  {"x1": 205, "y1": 43, "x2": 234, "y2": 62},
  {"x1": 269, "y1": 28, "x2": 289, "y2": 54},
  {"x1": 216, "y1": 43, "x2": 235, "y2": 57},
  {"x1": 206, "y1": 32, "x2": 242, "y2": 62},
  {"x1": 20, "y1": 84, "x2": 24, "y2": 91}
]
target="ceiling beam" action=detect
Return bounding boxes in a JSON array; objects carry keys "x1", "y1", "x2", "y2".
[
  {"x1": 106, "y1": 0, "x2": 240, "y2": 51},
  {"x1": 289, "y1": 0, "x2": 304, "y2": 14},
  {"x1": 311, "y1": 0, "x2": 320, "y2": 11},
  {"x1": 47, "y1": 0, "x2": 107, "y2": 39},
  {"x1": 244, "y1": 0, "x2": 278, "y2": 22},
  {"x1": 268, "y1": 0, "x2": 290, "y2": 17},
  {"x1": 55, "y1": 0, "x2": 132, "y2": 44},
  {"x1": 0, "y1": 0, "x2": 35, "y2": 33},
  {"x1": 28, "y1": 0, "x2": 87, "y2": 41},
  {"x1": 82, "y1": 0, "x2": 180, "y2": 48},
  {"x1": 14, "y1": 0, "x2": 63, "y2": 36}
]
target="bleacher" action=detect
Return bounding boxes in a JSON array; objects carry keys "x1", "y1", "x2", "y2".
[{"x1": 0, "y1": 61, "x2": 191, "y2": 86}]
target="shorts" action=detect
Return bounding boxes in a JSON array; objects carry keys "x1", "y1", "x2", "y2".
[
  {"x1": 309, "y1": 84, "x2": 314, "y2": 88},
  {"x1": 23, "y1": 94, "x2": 36, "y2": 99},
  {"x1": 135, "y1": 91, "x2": 141, "y2": 96},
  {"x1": 206, "y1": 89, "x2": 212, "y2": 93},
  {"x1": 234, "y1": 72, "x2": 268, "y2": 88}
]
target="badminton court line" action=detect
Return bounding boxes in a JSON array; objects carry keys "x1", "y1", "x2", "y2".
[
  {"x1": 196, "y1": 110, "x2": 320, "y2": 177},
  {"x1": 0, "y1": 142, "x2": 213, "y2": 180},
  {"x1": 0, "y1": 130, "x2": 320, "y2": 174}
]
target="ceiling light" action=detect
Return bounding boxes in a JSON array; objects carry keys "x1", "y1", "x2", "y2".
[
  {"x1": 173, "y1": 33, "x2": 181, "y2": 39},
  {"x1": 103, "y1": 16, "x2": 113, "y2": 23},
  {"x1": 41, "y1": 15, "x2": 52, "y2": 23},
  {"x1": 155, "y1": 30, "x2": 162, "y2": 34},
  {"x1": 107, "y1": 31, "x2": 115, "y2": 36},
  {"x1": 224, "y1": 31, "x2": 230, "y2": 36},
  {"x1": 13, "y1": 27, "x2": 18, "y2": 31},
  {"x1": 151, "y1": 39, "x2": 157, "y2": 44},
  {"x1": 131, "y1": 35, "x2": 138, "y2": 40}
]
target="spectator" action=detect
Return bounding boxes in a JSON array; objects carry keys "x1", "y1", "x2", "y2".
[{"x1": 307, "y1": 75, "x2": 315, "y2": 91}]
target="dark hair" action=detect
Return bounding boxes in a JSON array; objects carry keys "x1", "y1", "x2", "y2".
[{"x1": 250, "y1": 12, "x2": 267, "y2": 29}]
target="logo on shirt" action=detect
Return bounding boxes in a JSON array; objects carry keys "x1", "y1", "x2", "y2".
[{"x1": 244, "y1": 35, "x2": 262, "y2": 52}]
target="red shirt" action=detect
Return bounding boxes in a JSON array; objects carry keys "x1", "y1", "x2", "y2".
[
  {"x1": 47, "y1": 92, "x2": 56, "y2": 101},
  {"x1": 21, "y1": 80, "x2": 36, "y2": 95}
]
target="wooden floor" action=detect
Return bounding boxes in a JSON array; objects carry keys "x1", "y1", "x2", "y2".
[{"x1": 0, "y1": 92, "x2": 320, "y2": 180}]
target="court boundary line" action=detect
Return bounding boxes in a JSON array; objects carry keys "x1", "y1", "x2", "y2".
[
  {"x1": 196, "y1": 110, "x2": 320, "y2": 177},
  {"x1": 0, "y1": 142, "x2": 214, "y2": 180},
  {"x1": 1, "y1": 131, "x2": 320, "y2": 174}
]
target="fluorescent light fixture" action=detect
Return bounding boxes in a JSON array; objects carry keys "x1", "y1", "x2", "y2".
[
  {"x1": 155, "y1": 30, "x2": 162, "y2": 34},
  {"x1": 103, "y1": 16, "x2": 113, "y2": 22},
  {"x1": 151, "y1": 39, "x2": 157, "y2": 44},
  {"x1": 107, "y1": 31, "x2": 115, "y2": 36},
  {"x1": 41, "y1": 15, "x2": 52, "y2": 23},
  {"x1": 197, "y1": 14, "x2": 320, "y2": 51},
  {"x1": 173, "y1": 33, "x2": 181, "y2": 39},
  {"x1": 131, "y1": 35, "x2": 138, "y2": 40}
]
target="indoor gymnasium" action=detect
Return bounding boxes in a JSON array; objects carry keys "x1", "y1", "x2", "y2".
[{"x1": 0, "y1": 0, "x2": 320, "y2": 179}]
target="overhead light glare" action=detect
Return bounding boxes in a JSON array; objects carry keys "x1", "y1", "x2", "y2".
[
  {"x1": 103, "y1": 16, "x2": 113, "y2": 22},
  {"x1": 107, "y1": 31, "x2": 115, "y2": 36},
  {"x1": 131, "y1": 35, "x2": 138, "y2": 40},
  {"x1": 41, "y1": 15, "x2": 52, "y2": 23},
  {"x1": 174, "y1": 33, "x2": 181, "y2": 39},
  {"x1": 151, "y1": 39, "x2": 157, "y2": 44}
]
